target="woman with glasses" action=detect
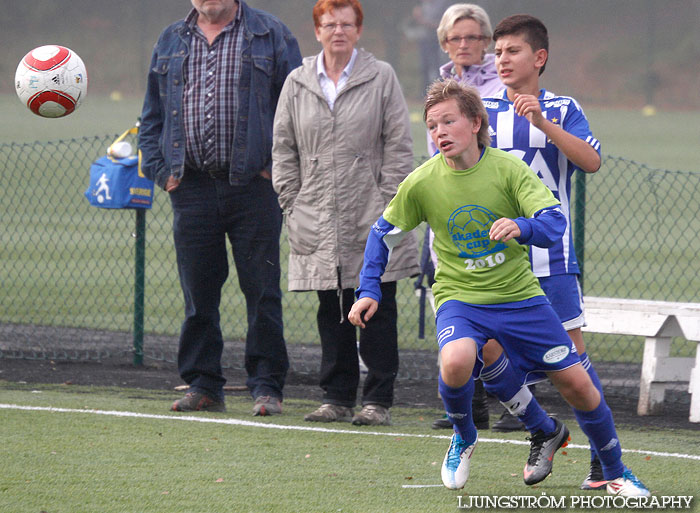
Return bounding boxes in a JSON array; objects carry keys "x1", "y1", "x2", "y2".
[
  {"x1": 427, "y1": 3, "x2": 503, "y2": 155},
  {"x1": 272, "y1": 0, "x2": 418, "y2": 426}
]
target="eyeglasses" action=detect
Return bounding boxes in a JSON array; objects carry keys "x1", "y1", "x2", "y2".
[
  {"x1": 445, "y1": 34, "x2": 488, "y2": 45},
  {"x1": 319, "y1": 22, "x2": 357, "y2": 33}
]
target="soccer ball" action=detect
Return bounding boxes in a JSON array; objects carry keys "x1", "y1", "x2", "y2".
[{"x1": 15, "y1": 45, "x2": 88, "y2": 118}]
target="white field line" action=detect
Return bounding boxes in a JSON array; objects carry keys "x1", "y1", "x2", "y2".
[{"x1": 1, "y1": 403, "x2": 699, "y2": 462}]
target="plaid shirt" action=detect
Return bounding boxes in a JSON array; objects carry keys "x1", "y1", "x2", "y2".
[{"x1": 183, "y1": 6, "x2": 243, "y2": 172}]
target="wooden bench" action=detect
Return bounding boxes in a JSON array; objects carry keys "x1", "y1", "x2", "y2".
[{"x1": 582, "y1": 296, "x2": 700, "y2": 423}]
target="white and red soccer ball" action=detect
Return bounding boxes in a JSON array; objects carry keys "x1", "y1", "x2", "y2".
[{"x1": 15, "y1": 45, "x2": 88, "y2": 118}]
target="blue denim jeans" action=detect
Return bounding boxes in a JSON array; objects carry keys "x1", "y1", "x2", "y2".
[{"x1": 169, "y1": 170, "x2": 288, "y2": 401}]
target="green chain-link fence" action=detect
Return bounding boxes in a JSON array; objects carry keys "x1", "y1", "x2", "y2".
[{"x1": 1, "y1": 135, "x2": 698, "y2": 397}]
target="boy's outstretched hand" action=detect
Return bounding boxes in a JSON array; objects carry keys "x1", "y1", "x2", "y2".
[{"x1": 348, "y1": 297, "x2": 379, "y2": 328}]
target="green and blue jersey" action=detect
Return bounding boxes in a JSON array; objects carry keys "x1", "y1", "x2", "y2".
[{"x1": 357, "y1": 146, "x2": 565, "y2": 309}]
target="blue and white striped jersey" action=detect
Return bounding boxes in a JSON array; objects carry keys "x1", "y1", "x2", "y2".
[{"x1": 483, "y1": 89, "x2": 601, "y2": 277}]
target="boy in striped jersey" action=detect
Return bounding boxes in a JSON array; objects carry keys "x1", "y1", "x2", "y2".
[{"x1": 479, "y1": 14, "x2": 646, "y2": 496}]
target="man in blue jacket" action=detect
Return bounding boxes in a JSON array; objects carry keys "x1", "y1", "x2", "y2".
[{"x1": 139, "y1": 0, "x2": 301, "y2": 416}]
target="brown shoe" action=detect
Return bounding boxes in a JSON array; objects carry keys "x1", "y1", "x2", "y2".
[
  {"x1": 253, "y1": 396, "x2": 282, "y2": 416},
  {"x1": 352, "y1": 404, "x2": 391, "y2": 426},
  {"x1": 304, "y1": 403, "x2": 354, "y2": 423},
  {"x1": 171, "y1": 391, "x2": 226, "y2": 412}
]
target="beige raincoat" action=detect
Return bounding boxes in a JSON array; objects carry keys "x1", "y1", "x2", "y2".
[{"x1": 272, "y1": 49, "x2": 419, "y2": 291}]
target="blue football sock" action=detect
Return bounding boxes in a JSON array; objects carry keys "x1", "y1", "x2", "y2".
[
  {"x1": 581, "y1": 352, "x2": 603, "y2": 393},
  {"x1": 573, "y1": 398, "x2": 625, "y2": 480},
  {"x1": 481, "y1": 352, "x2": 519, "y2": 395},
  {"x1": 438, "y1": 373, "x2": 477, "y2": 445},
  {"x1": 517, "y1": 394, "x2": 556, "y2": 434},
  {"x1": 481, "y1": 352, "x2": 523, "y2": 404},
  {"x1": 580, "y1": 352, "x2": 603, "y2": 462},
  {"x1": 482, "y1": 353, "x2": 555, "y2": 435}
]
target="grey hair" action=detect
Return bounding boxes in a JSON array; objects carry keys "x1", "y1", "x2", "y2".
[{"x1": 437, "y1": 3, "x2": 492, "y2": 50}]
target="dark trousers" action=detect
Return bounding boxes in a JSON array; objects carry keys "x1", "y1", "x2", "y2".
[
  {"x1": 169, "y1": 171, "x2": 288, "y2": 401},
  {"x1": 316, "y1": 282, "x2": 398, "y2": 408}
]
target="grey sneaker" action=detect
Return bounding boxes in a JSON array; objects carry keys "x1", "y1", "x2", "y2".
[
  {"x1": 304, "y1": 403, "x2": 354, "y2": 423},
  {"x1": 253, "y1": 396, "x2": 282, "y2": 416},
  {"x1": 352, "y1": 404, "x2": 391, "y2": 426},
  {"x1": 523, "y1": 417, "x2": 570, "y2": 485}
]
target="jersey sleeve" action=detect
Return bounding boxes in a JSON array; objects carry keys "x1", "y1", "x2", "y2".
[
  {"x1": 381, "y1": 178, "x2": 425, "y2": 233},
  {"x1": 356, "y1": 178, "x2": 423, "y2": 301},
  {"x1": 514, "y1": 206, "x2": 566, "y2": 248},
  {"x1": 562, "y1": 98, "x2": 601, "y2": 156},
  {"x1": 382, "y1": 175, "x2": 426, "y2": 232},
  {"x1": 356, "y1": 216, "x2": 408, "y2": 301}
]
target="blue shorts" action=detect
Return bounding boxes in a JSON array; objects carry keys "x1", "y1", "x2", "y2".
[
  {"x1": 435, "y1": 298, "x2": 580, "y2": 385},
  {"x1": 538, "y1": 274, "x2": 585, "y2": 330}
]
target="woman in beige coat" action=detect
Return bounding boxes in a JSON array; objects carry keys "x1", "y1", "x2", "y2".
[{"x1": 272, "y1": 0, "x2": 418, "y2": 425}]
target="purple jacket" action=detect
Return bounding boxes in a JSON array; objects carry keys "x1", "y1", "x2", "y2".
[{"x1": 426, "y1": 53, "x2": 503, "y2": 155}]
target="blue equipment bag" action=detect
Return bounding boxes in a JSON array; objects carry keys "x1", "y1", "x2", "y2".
[{"x1": 84, "y1": 126, "x2": 153, "y2": 209}]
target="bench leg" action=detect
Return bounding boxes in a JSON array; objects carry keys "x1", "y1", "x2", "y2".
[
  {"x1": 690, "y1": 347, "x2": 700, "y2": 423},
  {"x1": 637, "y1": 336, "x2": 671, "y2": 416}
]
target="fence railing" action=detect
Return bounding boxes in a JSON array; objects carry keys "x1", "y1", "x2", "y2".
[{"x1": 1, "y1": 135, "x2": 698, "y2": 397}]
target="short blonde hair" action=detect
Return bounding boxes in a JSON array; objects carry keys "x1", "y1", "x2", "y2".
[
  {"x1": 424, "y1": 79, "x2": 491, "y2": 150},
  {"x1": 437, "y1": 3, "x2": 492, "y2": 51}
]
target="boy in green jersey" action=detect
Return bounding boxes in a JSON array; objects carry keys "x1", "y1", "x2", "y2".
[{"x1": 348, "y1": 80, "x2": 649, "y2": 497}]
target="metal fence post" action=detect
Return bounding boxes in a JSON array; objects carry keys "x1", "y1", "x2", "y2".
[
  {"x1": 133, "y1": 208, "x2": 146, "y2": 366},
  {"x1": 133, "y1": 119, "x2": 145, "y2": 366},
  {"x1": 573, "y1": 170, "x2": 587, "y2": 292}
]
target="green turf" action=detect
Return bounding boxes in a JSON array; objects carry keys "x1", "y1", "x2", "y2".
[
  {"x1": 2, "y1": 94, "x2": 699, "y2": 171},
  {"x1": 0, "y1": 94, "x2": 143, "y2": 145},
  {"x1": 0, "y1": 383, "x2": 698, "y2": 513},
  {"x1": 586, "y1": 108, "x2": 700, "y2": 173}
]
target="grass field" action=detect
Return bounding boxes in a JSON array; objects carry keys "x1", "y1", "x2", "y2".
[
  {"x1": 1, "y1": 383, "x2": 698, "y2": 513},
  {"x1": 2, "y1": 94, "x2": 699, "y2": 171}
]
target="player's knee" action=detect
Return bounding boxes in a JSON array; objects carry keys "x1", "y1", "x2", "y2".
[
  {"x1": 574, "y1": 385, "x2": 601, "y2": 411},
  {"x1": 439, "y1": 338, "x2": 477, "y2": 387},
  {"x1": 440, "y1": 354, "x2": 471, "y2": 388},
  {"x1": 440, "y1": 360, "x2": 470, "y2": 388},
  {"x1": 557, "y1": 374, "x2": 600, "y2": 411}
]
